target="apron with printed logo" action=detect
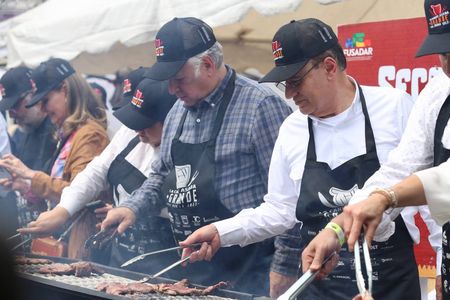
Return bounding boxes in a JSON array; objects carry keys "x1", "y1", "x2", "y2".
[
  {"x1": 161, "y1": 71, "x2": 274, "y2": 295},
  {"x1": 107, "y1": 136, "x2": 176, "y2": 273},
  {"x1": 295, "y1": 85, "x2": 420, "y2": 300}
]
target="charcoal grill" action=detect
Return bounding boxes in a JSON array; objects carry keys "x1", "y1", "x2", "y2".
[{"x1": 16, "y1": 254, "x2": 255, "y2": 300}]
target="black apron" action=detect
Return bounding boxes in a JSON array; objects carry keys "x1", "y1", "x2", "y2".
[
  {"x1": 161, "y1": 71, "x2": 273, "y2": 296},
  {"x1": 107, "y1": 136, "x2": 176, "y2": 273},
  {"x1": 296, "y1": 85, "x2": 420, "y2": 300},
  {"x1": 433, "y1": 94, "x2": 450, "y2": 299}
]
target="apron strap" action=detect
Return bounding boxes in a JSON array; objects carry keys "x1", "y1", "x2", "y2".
[
  {"x1": 115, "y1": 135, "x2": 141, "y2": 161},
  {"x1": 306, "y1": 83, "x2": 377, "y2": 161},
  {"x1": 433, "y1": 93, "x2": 450, "y2": 165}
]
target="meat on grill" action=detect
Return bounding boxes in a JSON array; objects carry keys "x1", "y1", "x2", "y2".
[
  {"x1": 14, "y1": 256, "x2": 53, "y2": 265},
  {"x1": 37, "y1": 261, "x2": 104, "y2": 277},
  {"x1": 96, "y1": 279, "x2": 227, "y2": 296}
]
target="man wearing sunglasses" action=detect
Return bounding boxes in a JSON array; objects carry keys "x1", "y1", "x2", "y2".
[
  {"x1": 181, "y1": 18, "x2": 442, "y2": 299},
  {"x1": 0, "y1": 67, "x2": 56, "y2": 229}
]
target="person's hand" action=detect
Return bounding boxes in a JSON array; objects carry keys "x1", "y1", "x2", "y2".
[
  {"x1": 17, "y1": 206, "x2": 70, "y2": 235},
  {"x1": 352, "y1": 293, "x2": 374, "y2": 300},
  {"x1": 101, "y1": 207, "x2": 136, "y2": 234},
  {"x1": 0, "y1": 177, "x2": 30, "y2": 194},
  {"x1": 342, "y1": 193, "x2": 390, "y2": 251},
  {"x1": 269, "y1": 271, "x2": 297, "y2": 298},
  {"x1": 179, "y1": 224, "x2": 221, "y2": 263},
  {"x1": 436, "y1": 275, "x2": 442, "y2": 300},
  {"x1": 301, "y1": 227, "x2": 340, "y2": 279},
  {"x1": 0, "y1": 154, "x2": 35, "y2": 179},
  {"x1": 94, "y1": 203, "x2": 113, "y2": 220}
]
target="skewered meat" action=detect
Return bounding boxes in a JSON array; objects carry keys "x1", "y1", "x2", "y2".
[
  {"x1": 37, "y1": 261, "x2": 104, "y2": 277},
  {"x1": 96, "y1": 279, "x2": 227, "y2": 296},
  {"x1": 14, "y1": 256, "x2": 53, "y2": 265}
]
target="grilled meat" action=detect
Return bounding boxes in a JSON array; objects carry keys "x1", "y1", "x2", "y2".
[
  {"x1": 14, "y1": 256, "x2": 53, "y2": 265},
  {"x1": 96, "y1": 279, "x2": 228, "y2": 296},
  {"x1": 38, "y1": 263, "x2": 73, "y2": 275},
  {"x1": 37, "y1": 261, "x2": 104, "y2": 277}
]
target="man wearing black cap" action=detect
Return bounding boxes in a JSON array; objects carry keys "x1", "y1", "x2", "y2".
[
  {"x1": 20, "y1": 76, "x2": 178, "y2": 273},
  {"x1": 301, "y1": 1, "x2": 450, "y2": 299},
  {"x1": 0, "y1": 67, "x2": 56, "y2": 173},
  {"x1": 0, "y1": 67, "x2": 56, "y2": 230},
  {"x1": 179, "y1": 18, "x2": 436, "y2": 299},
  {"x1": 102, "y1": 17, "x2": 292, "y2": 295}
]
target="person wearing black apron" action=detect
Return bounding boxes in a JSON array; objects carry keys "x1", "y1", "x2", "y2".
[
  {"x1": 106, "y1": 135, "x2": 177, "y2": 273},
  {"x1": 433, "y1": 93, "x2": 450, "y2": 299},
  {"x1": 161, "y1": 71, "x2": 274, "y2": 295},
  {"x1": 295, "y1": 85, "x2": 420, "y2": 300}
]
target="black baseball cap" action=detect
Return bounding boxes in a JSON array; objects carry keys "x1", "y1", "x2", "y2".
[
  {"x1": 416, "y1": 0, "x2": 450, "y2": 57},
  {"x1": 0, "y1": 67, "x2": 33, "y2": 111},
  {"x1": 113, "y1": 67, "x2": 148, "y2": 110},
  {"x1": 26, "y1": 58, "x2": 75, "y2": 108},
  {"x1": 145, "y1": 17, "x2": 216, "y2": 81},
  {"x1": 259, "y1": 18, "x2": 338, "y2": 83},
  {"x1": 113, "y1": 79, "x2": 177, "y2": 130}
]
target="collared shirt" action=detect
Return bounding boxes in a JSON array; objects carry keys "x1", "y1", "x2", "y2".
[
  {"x1": 215, "y1": 77, "x2": 441, "y2": 275},
  {"x1": 58, "y1": 125, "x2": 158, "y2": 216},
  {"x1": 120, "y1": 66, "x2": 292, "y2": 216}
]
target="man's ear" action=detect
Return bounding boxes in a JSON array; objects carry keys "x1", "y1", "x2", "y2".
[
  {"x1": 323, "y1": 56, "x2": 338, "y2": 79},
  {"x1": 201, "y1": 55, "x2": 216, "y2": 75}
]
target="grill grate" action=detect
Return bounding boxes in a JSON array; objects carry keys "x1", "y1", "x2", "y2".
[{"x1": 15, "y1": 255, "x2": 253, "y2": 300}]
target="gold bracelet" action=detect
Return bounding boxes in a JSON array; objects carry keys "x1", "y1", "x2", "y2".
[
  {"x1": 325, "y1": 222, "x2": 345, "y2": 246},
  {"x1": 369, "y1": 188, "x2": 398, "y2": 208}
]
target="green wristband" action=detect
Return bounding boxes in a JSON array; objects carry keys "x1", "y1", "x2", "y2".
[{"x1": 325, "y1": 222, "x2": 345, "y2": 246}]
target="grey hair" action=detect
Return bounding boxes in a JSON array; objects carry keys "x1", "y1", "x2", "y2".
[{"x1": 188, "y1": 41, "x2": 224, "y2": 77}]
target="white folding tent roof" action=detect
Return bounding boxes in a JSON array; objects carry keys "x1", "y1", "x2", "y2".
[{"x1": 4, "y1": 0, "x2": 342, "y2": 68}]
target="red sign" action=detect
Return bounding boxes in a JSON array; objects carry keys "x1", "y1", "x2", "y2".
[{"x1": 338, "y1": 17, "x2": 441, "y2": 278}]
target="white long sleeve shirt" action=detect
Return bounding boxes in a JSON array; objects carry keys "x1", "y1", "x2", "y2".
[
  {"x1": 58, "y1": 125, "x2": 157, "y2": 215},
  {"x1": 215, "y1": 79, "x2": 416, "y2": 246},
  {"x1": 417, "y1": 158, "x2": 450, "y2": 226}
]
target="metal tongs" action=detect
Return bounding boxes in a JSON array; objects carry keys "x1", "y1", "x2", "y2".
[
  {"x1": 7, "y1": 232, "x2": 32, "y2": 251},
  {"x1": 137, "y1": 254, "x2": 193, "y2": 283},
  {"x1": 277, "y1": 251, "x2": 336, "y2": 300},
  {"x1": 121, "y1": 243, "x2": 203, "y2": 267},
  {"x1": 84, "y1": 226, "x2": 118, "y2": 251},
  {"x1": 354, "y1": 233, "x2": 372, "y2": 297}
]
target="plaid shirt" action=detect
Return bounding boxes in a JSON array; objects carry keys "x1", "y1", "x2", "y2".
[{"x1": 120, "y1": 66, "x2": 292, "y2": 216}]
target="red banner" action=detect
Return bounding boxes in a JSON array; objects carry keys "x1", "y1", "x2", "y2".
[{"x1": 338, "y1": 17, "x2": 441, "y2": 278}]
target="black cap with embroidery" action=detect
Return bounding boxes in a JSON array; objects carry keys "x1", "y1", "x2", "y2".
[
  {"x1": 26, "y1": 58, "x2": 75, "y2": 108},
  {"x1": 0, "y1": 67, "x2": 33, "y2": 111},
  {"x1": 113, "y1": 67, "x2": 148, "y2": 110},
  {"x1": 144, "y1": 17, "x2": 216, "y2": 81},
  {"x1": 259, "y1": 18, "x2": 338, "y2": 83},
  {"x1": 416, "y1": 0, "x2": 450, "y2": 57},
  {"x1": 113, "y1": 79, "x2": 177, "y2": 130}
]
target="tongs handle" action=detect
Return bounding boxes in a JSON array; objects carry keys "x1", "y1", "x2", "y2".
[
  {"x1": 138, "y1": 254, "x2": 192, "y2": 283},
  {"x1": 120, "y1": 242, "x2": 203, "y2": 267},
  {"x1": 84, "y1": 226, "x2": 118, "y2": 250},
  {"x1": 354, "y1": 233, "x2": 372, "y2": 296},
  {"x1": 277, "y1": 251, "x2": 336, "y2": 300}
]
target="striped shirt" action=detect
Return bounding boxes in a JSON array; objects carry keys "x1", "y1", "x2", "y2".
[{"x1": 120, "y1": 66, "x2": 292, "y2": 216}]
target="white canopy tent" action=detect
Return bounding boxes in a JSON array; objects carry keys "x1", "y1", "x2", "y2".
[{"x1": 4, "y1": 0, "x2": 341, "y2": 69}]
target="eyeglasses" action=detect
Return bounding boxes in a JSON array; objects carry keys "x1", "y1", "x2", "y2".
[{"x1": 276, "y1": 60, "x2": 323, "y2": 92}]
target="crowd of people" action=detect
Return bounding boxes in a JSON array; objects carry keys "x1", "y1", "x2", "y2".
[{"x1": 1, "y1": 0, "x2": 449, "y2": 299}]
